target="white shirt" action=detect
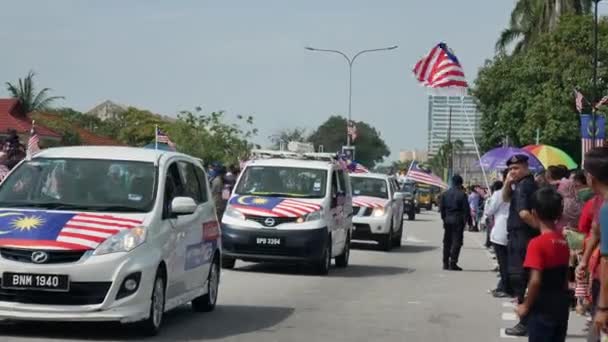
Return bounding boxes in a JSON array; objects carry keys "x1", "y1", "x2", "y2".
[{"x1": 486, "y1": 189, "x2": 510, "y2": 246}]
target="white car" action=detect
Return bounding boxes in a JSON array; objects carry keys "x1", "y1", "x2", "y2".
[
  {"x1": 0, "y1": 146, "x2": 221, "y2": 336},
  {"x1": 221, "y1": 151, "x2": 353, "y2": 275},
  {"x1": 350, "y1": 173, "x2": 405, "y2": 251}
]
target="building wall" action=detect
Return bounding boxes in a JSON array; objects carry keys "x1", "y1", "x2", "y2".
[
  {"x1": 427, "y1": 96, "x2": 482, "y2": 155},
  {"x1": 399, "y1": 149, "x2": 428, "y2": 162}
]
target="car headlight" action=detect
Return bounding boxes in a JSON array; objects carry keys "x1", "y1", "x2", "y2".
[
  {"x1": 93, "y1": 227, "x2": 146, "y2": 255},
  {"x1": 372, "y1": 207, "x2": 386, "y2": 217},
  {"x1": 225, "y1": 206, "x2": 245, "y2": 220},
  {"x1": 296, "y1": 210, "x2": 323, "y2": 223}
]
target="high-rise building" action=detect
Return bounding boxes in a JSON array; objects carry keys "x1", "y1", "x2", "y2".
[
  {"x1": 427, "y1": 95, "x2": 482, "y2": 155},
  {"x1": 427, "y1": 96, "x2": 485, "y2": 185},
  {"x1": 399, "y1": 149, "x2": 428, "y2": 162}
]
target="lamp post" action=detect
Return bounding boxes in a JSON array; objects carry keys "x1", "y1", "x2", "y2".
[
  {"x1": 305, "y1": 45, "x2": 398, "y2": 146},
  {"x1": 593, "y1": 0, "x2": 602, "y2": 143}
]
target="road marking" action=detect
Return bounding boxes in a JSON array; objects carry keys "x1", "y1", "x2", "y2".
[
  {"x1": 502, "y1": 302, "x2": 515, "y2": 308},
  {"x1": 407, "y1": 301, "x2": 421, "y2": 305},
  {"x1": 405, "y1": 236, "x2": 429, "y2": 244},
  {"x1": 502, "y1": 312, "x2": 517, "y2": 321},
  {"x1": 499, "y1": 328, "x2": 517, "y2": 339}
]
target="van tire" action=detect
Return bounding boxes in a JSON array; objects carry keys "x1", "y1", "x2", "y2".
[
  {"x1": 315, "y1": 236, "x2": 331, "y2": 275},
  {"x1": 393, "y1": 219, "x2": 403, "y2": 248},
  {"x1": 335, "y1": 235, "x2": 350, "y2": 268},
  {"x1": 221, "y1": 256, "x2": 236, "y2": 269},
  {"x1": 192, "y1": 256, "x2": 220, "y2": 312}
]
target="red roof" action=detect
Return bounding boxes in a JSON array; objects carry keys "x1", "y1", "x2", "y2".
[
  {"x1": 0, "y1": 98, "x2": 60, "y2": 138},
  {"x1": 34, "y1": 112, "x2": 124, "y2": 146}
]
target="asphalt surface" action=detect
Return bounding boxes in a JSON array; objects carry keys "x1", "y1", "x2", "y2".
[{"x1": 1, "y1": 210, "x2": 589, "y2": 341}]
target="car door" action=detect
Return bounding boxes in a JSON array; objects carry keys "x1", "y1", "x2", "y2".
[
  {"x1": 177, "y1": 161, "x2": 216, "y2": 292},
  {"x1": 328, "y1": 170, "x2": 344, "y2": 256},
  {"x1": 162, "y1": 161, "x2": 190, "y2": 300},
  {"x1": 337, "y1": 169, "x2": 352, "y2": 239},
  {"x1": 390, "y1": 179, "x2": 404, "y2": 229}
]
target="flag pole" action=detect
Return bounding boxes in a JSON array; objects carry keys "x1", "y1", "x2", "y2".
[
  {"x1": 403, "y1": 158, "x2": 415, "y2": 182},
  {"x1": 460, "y1": 95, "x2": 490, "y2": 190},
  {"x1": 155, "y1": 125, "x2": 158, "y2": 150}
]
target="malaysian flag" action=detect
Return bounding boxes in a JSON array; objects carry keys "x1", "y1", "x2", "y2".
[
  {"x1": 27, "y1": 122, "x2": 41, "y2": 158},
  {"x1": 595, "y1": 94, "x2": 608, "y2": 110},
  {"x1": 156, "y1": 126, "x2": 176, "y2": 148},
  {"x1": 413, "y1": 42, "x2": 468, "y2": 89},
  {"x1": 405, "y1": 161, "x2": 448, "y2": 189},
  {"x1": 352, "y1": 196, "x2": 388, "y2": 209},
  {"x1": 575, "y1": 89, "x2": 585, "y2": 114},
  {"x1": 229, "y1": 196, "x2": 322, "y2": 218},
  {"x1": 347, "y1": 121, "x2": 358, "y2": 141},
  {"x1": 0, "y1": 211, "x2": 143, "y2": 250},
  {"x1": 581, "y1": 114, "x2": 606, "y2": 162}
]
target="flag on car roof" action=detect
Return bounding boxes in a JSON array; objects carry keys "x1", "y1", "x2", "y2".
[
  {"x1": 413, "y1": 42, "x2": 468, "y2": 89},
  {"x1": 406, "y1": 161, "x2": 448, "y2": 189},
  {"x1": 26, "y1": 121, "x2": 41, "y2": 159},
  {"x1": 155, "y1": 126, "x2": 176, "y2": 149}
]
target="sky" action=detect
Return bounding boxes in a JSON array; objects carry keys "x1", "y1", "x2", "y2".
[{"x1": 2, "y1": 0, "x2": 605, "y2": 161}]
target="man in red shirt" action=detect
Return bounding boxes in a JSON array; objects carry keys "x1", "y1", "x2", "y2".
[{"x1": 516, "y1": 187, "x2": 570, "y2": 342}]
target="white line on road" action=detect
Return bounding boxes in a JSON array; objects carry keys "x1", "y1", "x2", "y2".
[
  {"x1": 405, "y1": 236, "x2": 429, "y2": 244},
  {"x1": 502, "y1": 312, "x2": 517, "y2": 321},
  {"x1": 502, "y1": 302, "x2": 515, "y2": 308}
]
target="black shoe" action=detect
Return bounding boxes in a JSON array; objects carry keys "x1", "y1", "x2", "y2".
[
  {"x1": 449, "y1": 264, "x2": 463, "y2": 271},
  {"x1": 443, "y1": 263, "x2": 449, "y2": 270},
  {"x1": 493, "y1": 291, "x2": 510, "y2": 298},
  {"x1": 505, "y1": 323, "x2": 527, "y2": 336}
]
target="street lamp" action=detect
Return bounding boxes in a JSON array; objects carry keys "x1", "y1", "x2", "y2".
[
  {"x1": 592, "y1": 0, "x2": 602, "y2": 142},
  {"x1": 305, "y1": 45, "x2": 398, "y2": 146}
]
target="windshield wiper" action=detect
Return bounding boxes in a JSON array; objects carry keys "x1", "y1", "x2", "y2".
[
  {"x1": 245, "y1": 192, "x2": 320, "y2": 199},
  {"x1": 83, "y1": 205, "x2": 146, "y2": 213},
  {"x1": 0, "y1": 202, "x2": 90, "y2": 210}
]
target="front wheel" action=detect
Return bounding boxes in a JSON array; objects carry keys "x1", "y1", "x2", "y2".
[
  {"x1": 335, "y1": 235, "x2": 350, "y2": 268},
  {"x1": 315, "y1": 237, "x2": 331, "y2": 275},
  {"x1": 221, "y1": 256, "x2": 236, "y2": 269},
  {"x1": 408, "y1": 211, "x2": 415, "y2": 221},
  {"x1": 380, "y1": 225, "x2": 393, "y2": 251},
  {"x1": 393, "y1": 219, "x2": 403, "y2": 247},
  {"x1": 133, "y1": 269, "x2": 166, "y2": 336},
  {"x1": 192, "y1": 256, "x2": 220, "y2": 312}
]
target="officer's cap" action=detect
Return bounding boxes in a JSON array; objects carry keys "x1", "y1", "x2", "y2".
[{"x1": 506, "y1": 154, "x2": 529, "y2": 166}]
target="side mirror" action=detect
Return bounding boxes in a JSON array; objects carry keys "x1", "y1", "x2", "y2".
[{"x1": 171, "y1": 197, "x2": 197, "y2": 216}]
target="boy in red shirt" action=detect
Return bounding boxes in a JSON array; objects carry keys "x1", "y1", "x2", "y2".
[{"x1": 516, "y1": 187, "x2": 570, "y2": 342}]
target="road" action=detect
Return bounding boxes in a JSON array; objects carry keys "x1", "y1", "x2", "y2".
[{"x1": 1, "y1": 210, "x2": 589, "y2": 341}]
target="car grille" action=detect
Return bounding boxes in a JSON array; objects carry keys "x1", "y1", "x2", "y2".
[
  {"x1": 245, "y1": 215, "x2": 298, "y2": 227},
  {"x1": 0, "y1": 248, "x2": 86, "y2": 264},
  {"x1": 0, "y1": 281, "x2": 111, "y2": 305}
]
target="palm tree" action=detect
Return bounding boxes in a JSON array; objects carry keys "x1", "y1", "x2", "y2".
[
  {"x1": 5, "y1": 71, "x2": 64, "y2": 114},
  {"x1": 496, "y1": 0, "x2": 592, "y2": 54}
]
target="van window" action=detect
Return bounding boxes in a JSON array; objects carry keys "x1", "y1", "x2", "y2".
[
  {"x1": 163, "y1": 163, "x2": 185, "y2": 217},
  {"x1": 177, "y1": 161, "x2": 203, "y2": 204},
  {"x1": 193, "y1": 166, "x2": 209, "y2": 203},
  {"x1": 331, "y1": 171, "x2": 338, "y2": 195},
  {"x1": 235, "y1": 166, "x2": 327, "y2": 199},
  {"x1": 337, "y1": 169, "x2": 347, "y2": 193}
]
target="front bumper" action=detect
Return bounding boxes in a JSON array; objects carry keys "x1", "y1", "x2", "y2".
[
  {"x1": 221, "y1": 224, "x2": 328, "y2": 263},
  {"x1": 352, "y1": 215, "x2": 390, "y2": 240},
  {"x1": 0, "y1": 245, "x2": 160, "y2": 323}
]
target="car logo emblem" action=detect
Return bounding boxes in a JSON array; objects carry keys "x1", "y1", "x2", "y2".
[
  {"x1": 264, "y1": 218, "x2": 276, "y2": 227},
  {"x1": 31, "y1": 251, "x2": 49, "y2": 264}
]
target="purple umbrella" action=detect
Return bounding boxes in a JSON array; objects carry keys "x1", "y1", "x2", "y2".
[{"x1": 478, "y1": 147, "x2": 544, "y2": 172}]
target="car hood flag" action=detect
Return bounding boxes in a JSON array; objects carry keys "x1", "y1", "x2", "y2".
[
  {"x1": 413, "y1": 42, "x2": 468, "y2": 89},
  {"x1": 229, "y1": 196, "x2": 321, "y2": 218},
  {"x1": 0, "y1": 210, "x2": 143, "y2": 250},
  {"x1": 406, "y1": 161, "x2": 448, "y2": 189}
]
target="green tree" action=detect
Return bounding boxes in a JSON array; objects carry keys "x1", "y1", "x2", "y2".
[
  {"x1": 426, "y1": 140, "x2": 464, "y2": 177},
  {"x1": 269, "y1": 128, "x2": 308, "y2": 149},
  {"x1": 5, "y1": 71, "x2": 64, "y2": 113},
  {"x1": 474, "y1": 14, "x2": 606, "y2": 163},
  {"x1": 170, "y1": 107, "x2": 258, "y2": 165},
  {"x1": 496, "y1": 0, "x2": 592, "y2": 54},
  {"x1": 308, "y1": 116, "x2": 390, "y2": 168}
]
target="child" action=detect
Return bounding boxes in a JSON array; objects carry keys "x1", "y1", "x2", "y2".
[{"x1": 516, "y1": 187, "x2": 570, "y2": 342}]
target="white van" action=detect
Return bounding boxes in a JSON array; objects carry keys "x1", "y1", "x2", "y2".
[
  {"x1": 350, "y1": 173, "x2": 405, "y2": 251},
  {"x1": 0, "y1": 146, "x2": 221, "y2": 336},
  {"x1": 221, "y1": 151, "x2": 352, "y2": 275}
]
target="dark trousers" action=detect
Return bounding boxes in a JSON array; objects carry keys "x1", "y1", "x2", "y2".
[
  {"x1": 493, "y1": 243, "x2": 512, "y2": 294},
  {"x1": 528, "y1": 314, "x2": 568, "y2": 342},
  {"x1": 588, "y1": 279, "x2": 601, "y2": 342},
  {"x1": 508, "y1": 231, "x2": 532, "y2": 326},
  {"x1": 443, "y1": 223, "x2": 464, "y2": 266}
]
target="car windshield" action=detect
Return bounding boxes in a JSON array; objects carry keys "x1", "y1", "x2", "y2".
[
  {"x1": 235, "y1": 166, "x2": 327, "y2": 198},
  {"x1": 0, "y1": 158, "x2": 156, "y2": 212},
  {"x1": 351, "y1": 177, "x2": 389, "y2": 199},
  {"x1": 401, "y1": 183, "x2": 416, "y2": 193}
]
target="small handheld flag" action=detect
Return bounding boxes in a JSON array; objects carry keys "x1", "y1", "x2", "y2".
[{"x1": 26, "y1": 120, "x2": 41, "y2": 159}]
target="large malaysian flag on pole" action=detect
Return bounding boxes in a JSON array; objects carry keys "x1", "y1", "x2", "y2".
[{"x1": 413, "y1": 42, "x2": 468, "y2": 90}]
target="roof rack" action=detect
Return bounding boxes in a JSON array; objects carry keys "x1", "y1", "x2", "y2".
[{"x1": 249, "y1": 149, "x2": 338, "y2": 163}]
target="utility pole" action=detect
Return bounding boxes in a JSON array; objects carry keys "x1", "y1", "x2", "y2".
[
  {"x1": 593, "y1": 0, "x2": 602, "y2": 143},
  {"x1": 536, "y1": 128, "x2": 540, "y2": 145}
]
